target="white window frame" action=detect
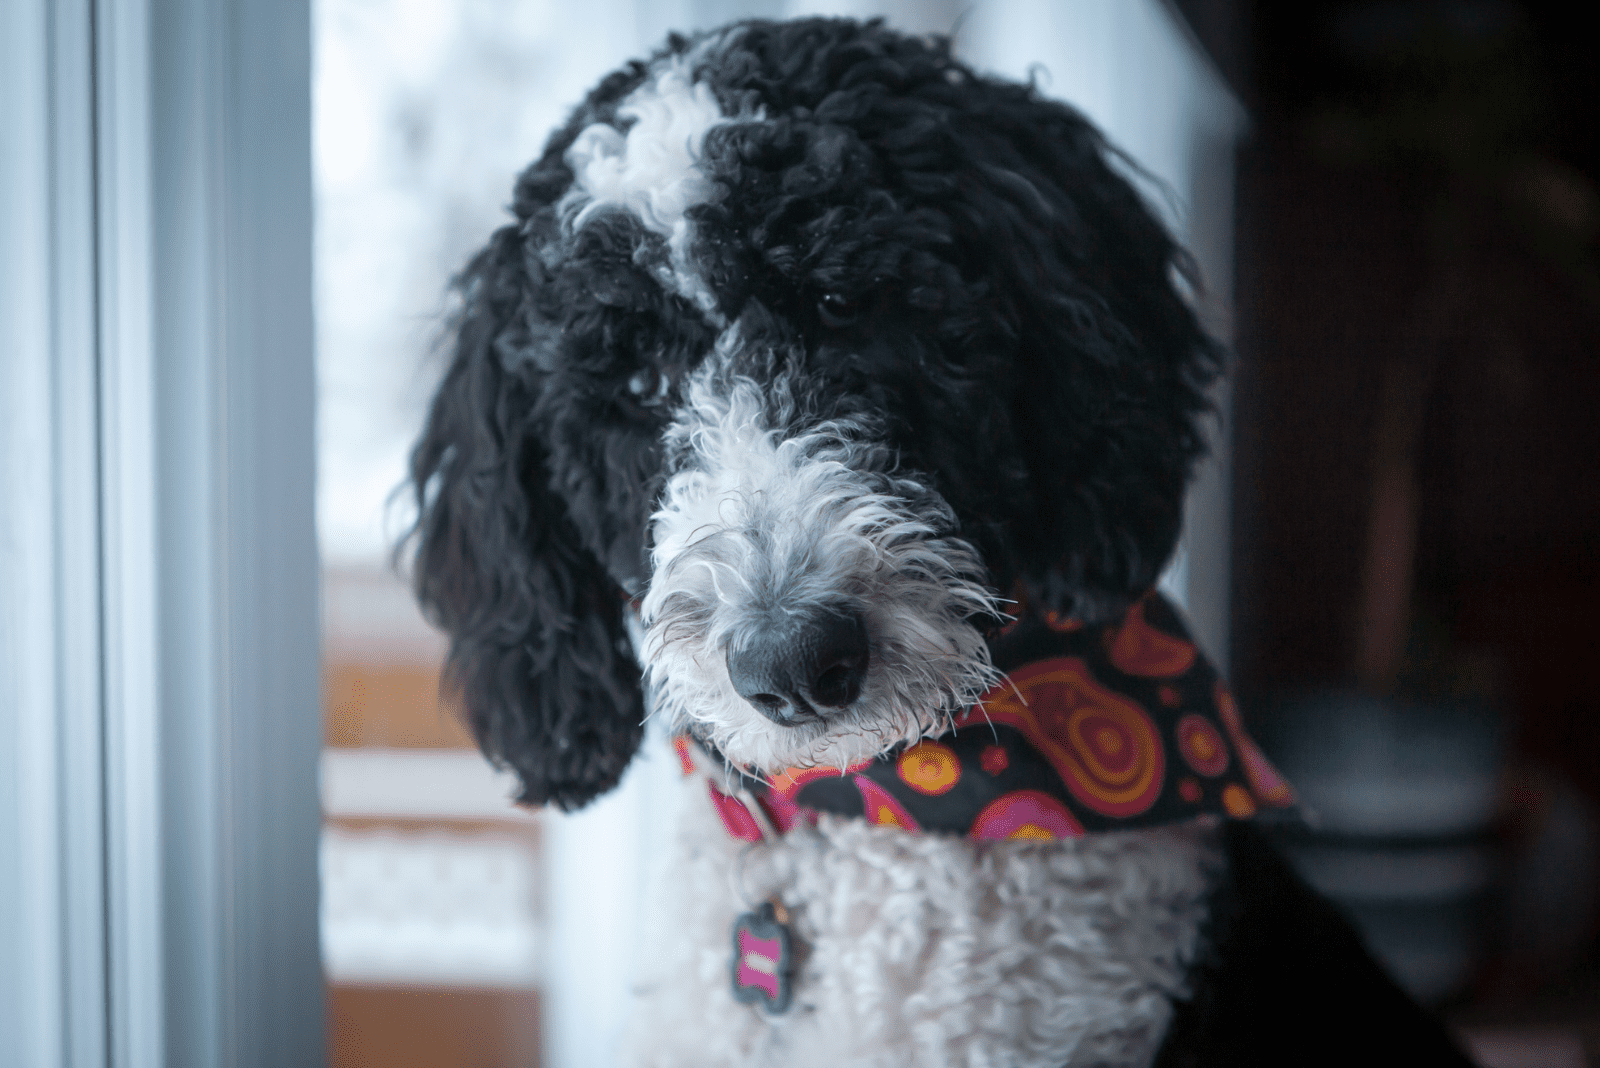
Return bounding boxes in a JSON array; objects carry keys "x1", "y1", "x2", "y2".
[{"x1": 2, "y1": 1, "x2": 324, "y2": 1066}]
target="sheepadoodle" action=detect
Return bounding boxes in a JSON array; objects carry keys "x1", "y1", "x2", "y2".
[{"x1": 406, "y1": 17, "x2": 1475, "y2": 1068}]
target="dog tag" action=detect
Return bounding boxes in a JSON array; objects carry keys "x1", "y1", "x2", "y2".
[{"x1": 730, "y1": 900, "x2": 793, "y2": 1014}]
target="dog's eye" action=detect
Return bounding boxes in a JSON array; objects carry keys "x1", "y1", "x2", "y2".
[
  {"x1": 626, "y1": 366, "x2": 670, "y2": 407},
  {"x1": 817, "y1": 293, "x2": 860, "y2": 329}
]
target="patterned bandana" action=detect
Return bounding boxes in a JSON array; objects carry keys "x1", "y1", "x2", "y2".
[{"x1": 677, "y1": 591, "x2": 1296, "y2": 845}]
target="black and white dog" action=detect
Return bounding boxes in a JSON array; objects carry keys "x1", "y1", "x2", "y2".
[{"x1": 406, "y1": 18, "x2": 1475, "y2": 1067}]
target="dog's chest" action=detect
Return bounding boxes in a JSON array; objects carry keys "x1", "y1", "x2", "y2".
[{"x1": 625, "y1": 784, "x2": 1221, "y2": 1068}]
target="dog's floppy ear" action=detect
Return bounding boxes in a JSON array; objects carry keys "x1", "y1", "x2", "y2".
[
  {"x1": 957, "y1": 91, "x2": 1226, "y2": 623},
  {"x1": 405, "y1": 210, "x2": 644, "y2": 812}
]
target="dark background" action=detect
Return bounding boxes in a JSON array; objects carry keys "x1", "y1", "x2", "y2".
[{"x1": 1174, "y1": 0, "x2": 1599, "y2": 1026}]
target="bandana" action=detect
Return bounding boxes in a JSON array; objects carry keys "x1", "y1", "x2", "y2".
[{"x1": 676, "y1": 591, "x2": 1295, "y2": 845}]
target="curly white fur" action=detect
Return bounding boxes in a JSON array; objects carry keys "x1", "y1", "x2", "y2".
[
  {"x1": 560, "y1": 55, "x2": 759, "y2": 319},
  {"x1": 624, "y1": 783, "x2": 1221, "y2": 1068},
  {"x1": 640, "y1": 344, "x2": 1002, "y2": 773}
]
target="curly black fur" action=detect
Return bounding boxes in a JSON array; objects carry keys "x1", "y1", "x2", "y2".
[
  {"x1": 406, "y1": 18, "x2": 1223, "y2": 809},
  {"x1": 1152, "y1": 823, "x2": 1476, "y2": 1068}
]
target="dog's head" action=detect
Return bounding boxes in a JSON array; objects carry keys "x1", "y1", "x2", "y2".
[{"x1": 406, "y1": 18, "x2": 1222, "y2": 809}]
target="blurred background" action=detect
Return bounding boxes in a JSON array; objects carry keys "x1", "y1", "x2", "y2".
[
  {"x1": 1225, "y1": 6, "x2": 1600, "y2": 1065},
  {"x1": 309, "y1": 1, "x2": 1600, "y2": 1066},
  {"x1": 1229, "y1": 6, "x2": 1600, "y2": 1059}
]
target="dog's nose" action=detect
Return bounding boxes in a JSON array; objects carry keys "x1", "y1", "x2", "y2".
[{"x1": 726, "y1": 609, "x2": 870, "y2": 726}]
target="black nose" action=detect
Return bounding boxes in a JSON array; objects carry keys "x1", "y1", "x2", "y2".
[{"x1": 725, "y1": 608, "x2": 870, "y2": 726}]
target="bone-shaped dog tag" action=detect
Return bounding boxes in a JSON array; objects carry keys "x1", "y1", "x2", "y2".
[{"x1": 730, "y1": 900, "x2": 793, "y2": 1014}]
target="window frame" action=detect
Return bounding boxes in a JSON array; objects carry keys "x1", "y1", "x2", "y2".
[{"x1": 1, "y1": 1, "x2": 324, "y2": 1065}]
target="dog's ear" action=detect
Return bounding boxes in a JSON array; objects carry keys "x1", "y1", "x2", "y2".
[
  {"x1": 958, "y1": 94, "x2": 1227, "y2": 623},
  {"x1": 405, "y1": 212, "x2": 644, "y2": 813}
]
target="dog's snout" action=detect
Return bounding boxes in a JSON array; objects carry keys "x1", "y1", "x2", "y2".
[{"x1": 726, "y1": 609, "x2": 870, "y2": 726}]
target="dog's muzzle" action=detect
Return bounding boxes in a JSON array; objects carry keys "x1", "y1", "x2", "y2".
[
  {"x1": 725, "y1": 607, "x2": 870, "y2": 726},
  {"x1": 641, "y1": 365, "x2": 1002, "y2": 771}
]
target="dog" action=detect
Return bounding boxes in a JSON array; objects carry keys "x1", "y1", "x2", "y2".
[{"x1": 405, "y1": 18, "x2": 1477, "y2": 1067}]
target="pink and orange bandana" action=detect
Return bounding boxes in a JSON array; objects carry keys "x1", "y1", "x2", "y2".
[{"x1": 678, "y1": 591, "x2": 1296, "y2": 844}]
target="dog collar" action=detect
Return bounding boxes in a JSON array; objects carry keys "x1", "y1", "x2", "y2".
[{"x1": 677, "y1": 591, "x2": 1295, "y2": 844}]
